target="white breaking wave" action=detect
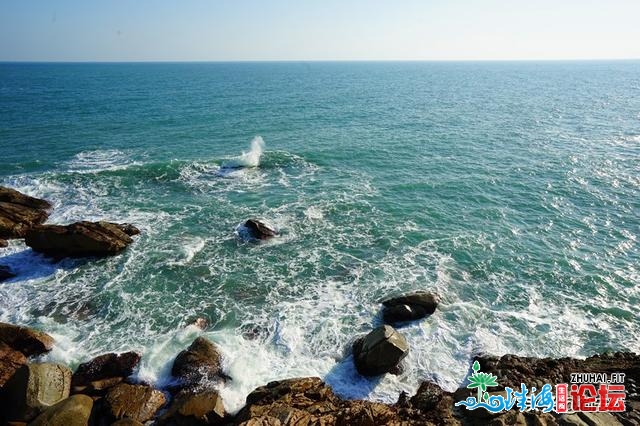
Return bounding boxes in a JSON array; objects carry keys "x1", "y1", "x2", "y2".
[{"x1": 222, "y1": 136, "x2": 265, "y2": 169}]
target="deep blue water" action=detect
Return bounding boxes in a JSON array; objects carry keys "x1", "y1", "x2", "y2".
[{"x1": 1, "y1": 61, "x2": 639, "y2": 410}]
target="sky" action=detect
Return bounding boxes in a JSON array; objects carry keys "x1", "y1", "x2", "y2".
[{"x1": 1, "y1": 0, "x2": 639, "y2": 62}]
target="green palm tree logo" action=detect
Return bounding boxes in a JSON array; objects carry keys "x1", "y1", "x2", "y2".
[{"x1": 467, "y1": 361, "x2": 499, "y2": 402}]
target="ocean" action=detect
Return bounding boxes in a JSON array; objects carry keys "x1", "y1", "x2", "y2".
[{"x1": 0, "y1": 61, "x2": 638, "y2": 412}]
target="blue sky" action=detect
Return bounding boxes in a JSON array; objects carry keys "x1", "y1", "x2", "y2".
[{"x1": 1, "y1": 0, "x2": 639, "y2": 61}]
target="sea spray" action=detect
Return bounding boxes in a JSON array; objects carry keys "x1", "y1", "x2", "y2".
[{"x1": 222, "y1": 136, "x2": 265, "y2": 169}]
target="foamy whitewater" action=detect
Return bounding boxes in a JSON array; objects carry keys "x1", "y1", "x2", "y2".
[{"x1": 1, "y1": 61, "x2": 639, "y2": 413}]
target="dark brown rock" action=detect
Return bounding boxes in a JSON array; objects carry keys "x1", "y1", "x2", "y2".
[
  {"x1": 157, "y1": 388, "x2": 226, "y2": 425},
  {"x1": 0, "y1": 322, "x2": 54, "y2": 357},
  {"x1": 242, "y1": 219, "x2": 277, "y2": 240},
  {"x1": 72, "y1": 351, "x2": 141, "y2": 388},
  {"x1": 381, "y1": 292, "x2": 439, "y2": 324},
  {"x1": 352, "y1": 325, "x2": 409, "y2": 376},
  {"x1": 28, "y1": 394, "x2": 93, "y2": 426},
  {"x1": 171, "y1": 337, "x2": 225, "y2": 390},
  {"x1": 2, "y1": 363, "x2": 72, "y2": 422},
  {"x1": 103, "y1": 383, "x2": 166, "y2": 423},
  {"x1": 0, "y1": 187, "x2": 52, "y2": 239},
  {"x1": 0, "y1": 264, "x2": 16, "y2": 281},
  {"x1": 25, "y1": 221, "x2": 136, "y2": 257},
  {"x1": 0, "y1": 341, "x2": 28, "y2": 388},
  {"x1": 0, "y1": 239, "x2": 7, "y2": 247}
]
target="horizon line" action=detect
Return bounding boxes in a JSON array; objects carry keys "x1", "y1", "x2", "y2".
[{"x1": 1, "y1": 57, "x2": 639, "y2": 64}]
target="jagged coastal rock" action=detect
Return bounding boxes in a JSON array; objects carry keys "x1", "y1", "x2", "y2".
[
  {"x1": 352, "y1": 325, "x2": 409, "y2": 376},
  {"x1": 0, "y1": 186, "x2": 52, "y2": 240},
  {"x1": 25, "y1": 221, "x2": 139, "y2": 257},
  {"x1": 71, "y1": 351, "x2": 141, "y2": 395},
  {"x1": 381, "y1": 291, "x2": 439, "y2": 324}
]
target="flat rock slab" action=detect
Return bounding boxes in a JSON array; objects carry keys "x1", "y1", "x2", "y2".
[{"x1": 25, "y1": 221, "x2": 137, "y2": 257}]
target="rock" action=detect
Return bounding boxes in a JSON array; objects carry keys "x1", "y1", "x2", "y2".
[
  {"x1": 0, "y1": 341, "x2": 27, "y2": 388},
  {"x1": 171, "y1": 337, "x2": 225, "y2": 390},
  {"x1": 474, "y1": 351, "x2": 640, "y2": 393},
  {"x1": 110, "y1": 420, "x2": 145, "y2": 426},
  {"x1": 114, "y1": 223, "x2": 140, "y2": 236},
  {"x1": 28, "y1": 394, "x2": 93, "y2": 426},
  {"x1": 410, "y1": 381, "x2": 447, "y2": 412},
  {"x1": 0, "y1": 264, "x2": 16, "y2": 281},
  {"x1": 71, "y1": 352, "x2": 141, "y2": 389},
  {"x1": 235, "y1": 377, "x2": 340, "y2": 424},
  {"x1": 0, "y1": 239, "x2": 7, "y2": 247},
  {"x1": 241, "y1": 219, "x2": 277, "y2": 240},
  {"x1": 103, "y1": 383, "x2": 166, "y2": 423},
  {"x1": 0, "y1": 322, "x2": 54, "y2": 357},
  {"x1": 352, "y1": 325, "x2": 409, "y2": 376},
  {"x1": 236, "y1": 377, "x2": 434, "y2": 425},
  {"x1": 25, "y1": 221, "x2": 137, "y2": 257},
  {"x1": 2, "y1": 363, "x2": 72, "y2": 422},
  {"x1": 381, "y1": 291, "x2": 439, "y2": 324},
  {"x1": 157, "y1": 388, "x2": 226, "y2": 425},
  {"x1": 190, "y1": 318, "x2": 208, "y2": 330},
  {"x1": 0, "y1": 187, "x2": 52, "y2": 239}
]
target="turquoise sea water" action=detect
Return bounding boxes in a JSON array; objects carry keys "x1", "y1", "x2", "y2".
[{"x1": 1, "y1": 61, "x2": 639, "y2": 410}]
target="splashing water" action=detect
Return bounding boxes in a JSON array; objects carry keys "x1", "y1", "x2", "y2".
[{"x1": 222, "y1": 136, "x2": 265, "y2": 169}]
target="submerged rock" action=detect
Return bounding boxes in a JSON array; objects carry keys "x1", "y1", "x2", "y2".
[
  {"x1": 0, "y1": 264, "x2": 16, "y2": 281},
  {"x1": 103, "y1": 383, "x2": 166, "y2": 423},
  {"x1": 29, "y1": 394, "x2": 93, "y2": 426},
  {"x1": 0, "y1": 186, "x2": 52, "y2": 239},
  {"x1": 2, "y1": 363, "x2": 72, "y2": 422},
  {"x1": 240, "y1": 219, "x2": 278, "y2": 240},
  {"x1": 381, "y1": 291, "x2": 439, "y2": 324},
  {"x1": 171, "y1": 337, "x2": 226, "y2": 391},
  {"x1": 71, "y1": 351, "x2": 141, "y2": 394},
  {"x1": 352, "y1": 325, "x2": 409, "y2": 376},
  {"x1": 25, "y1": 221, "x2": 137, "y2": 257},
  {"x1": 0, "y1": 322, "x2": 54, "y2": 357}
]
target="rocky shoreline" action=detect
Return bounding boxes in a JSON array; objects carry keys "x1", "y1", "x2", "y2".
[
  {"x1": 0, "y1": 321, "x2": 638, "y2": 425},
  {"x1": 1, "y1": 186, "x2": 639, "y2": 424}
]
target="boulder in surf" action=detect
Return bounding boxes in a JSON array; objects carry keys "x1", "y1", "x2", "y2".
[
  {"x1": 25, "y1": 221, "x2": 137, "y2": 257},
  {"x1": 352, "y1": 325, "x2": 409, "y2": 376}
]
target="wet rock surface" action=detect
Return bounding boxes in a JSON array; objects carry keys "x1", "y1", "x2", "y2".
[
  {"x1": 381, "y1": 291, "x2": 439, "y2": 324},
  {"x1": 352, "y1": 325, "x2": 409, "y2": 376},
  {"x1": 171, "y1": 337, "x2": 227, "y2": 391},
  {"x1": 25, "y1": 221, "x2": 137, "y2": 257},
  {"x1": 0, "y1": 186, "x2": 52, "y2": 240},
  {"x1": 102, "y1": 382, "x2": 167, "y2": 423}
]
